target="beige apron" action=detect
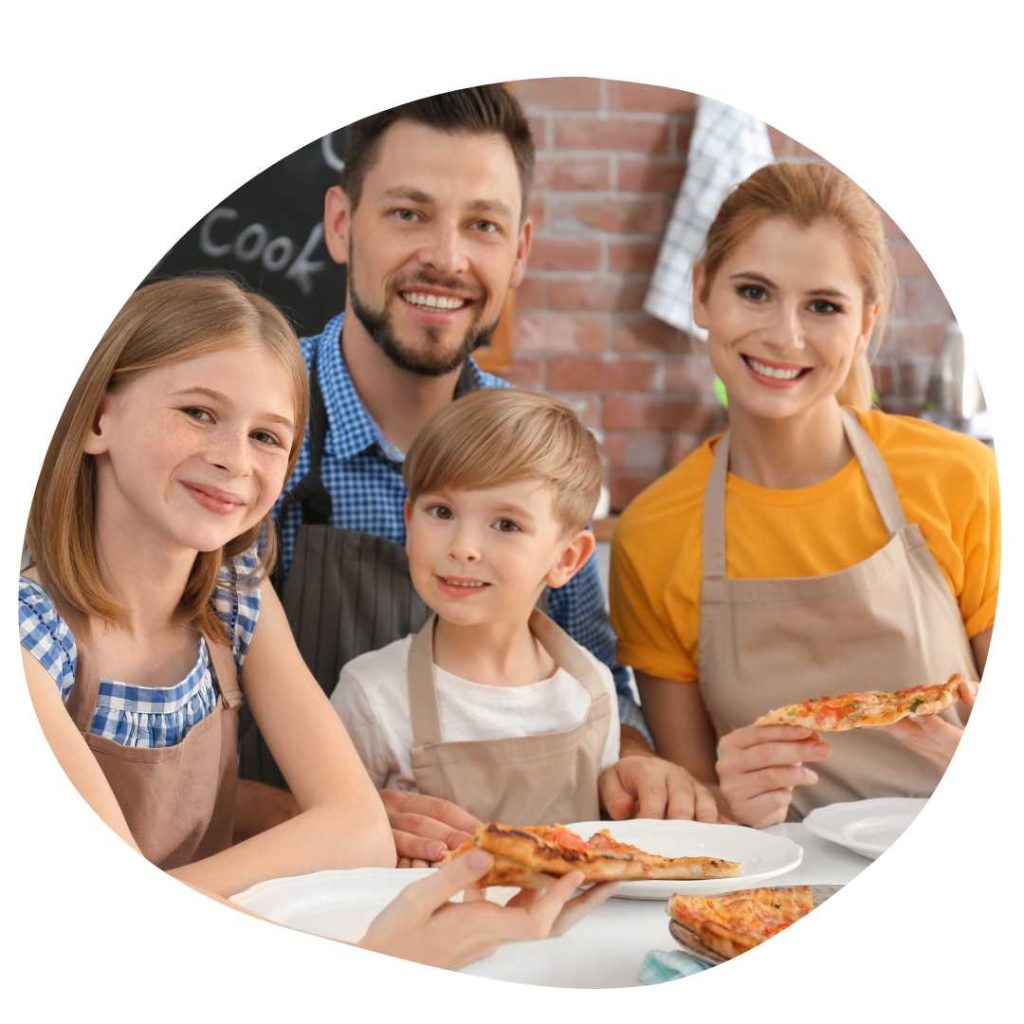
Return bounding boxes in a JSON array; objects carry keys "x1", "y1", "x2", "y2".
[
  {"x1": 697, "y1": 408, "x2": 978, "y2": 819},
  {"x1": 408, "y1": 610, "x2": 611, "y2": 825},
  {"x1": 66, "y1": 632, "x2": 243, "y2": 869}
]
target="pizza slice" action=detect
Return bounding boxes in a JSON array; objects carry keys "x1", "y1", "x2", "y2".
[
  {"x1": 754, "y1": 673, "x2": 967, "y2": 731},
  {"x1": 445, "y1": 823, "x2": 742, "y2": 888},
  {"x1": 668, "y1": 887, "x2": 816, "y2": 961}
]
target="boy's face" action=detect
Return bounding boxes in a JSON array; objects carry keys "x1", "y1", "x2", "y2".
[{"x1": 404, "y1": 478, "x2": 589, "y2": 629}]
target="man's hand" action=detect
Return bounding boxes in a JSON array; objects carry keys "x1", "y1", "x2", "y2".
[
  {"x1": 599, "y1": 754, "x2": 720, "y2": 822},
  {"x1": 380, "y1": 789, "x2": 481, "y2": 865}
]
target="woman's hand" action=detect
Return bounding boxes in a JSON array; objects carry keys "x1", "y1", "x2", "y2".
[
  {"x1": 715, "y1": 724, "x2": 832, "y2": 828},
  {"x1": 358, "y1": 849, "x2": 618, "y2": 970},
  {"x1": 881, "y1": 678, "x2": 978, "y2": 770}
]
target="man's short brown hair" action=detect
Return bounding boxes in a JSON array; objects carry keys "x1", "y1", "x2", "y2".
[
  {"x1": 340, "y1": 84, "x2": 535, "y2": 218},
  {"x1": 403, "y1": 389, "x2": 603, "y2": 534}
]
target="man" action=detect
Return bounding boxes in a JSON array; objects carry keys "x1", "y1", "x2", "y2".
[{"x1": 237, "y1": 85, "x2": 719, "y2": 860}]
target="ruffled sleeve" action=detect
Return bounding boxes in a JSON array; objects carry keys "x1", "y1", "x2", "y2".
[
  {"x1": 18, "y1": 577, "x2": 77, "y2": 701},
  {"x1": 212, "y1": 545, "x2": 263, "y2": 675}
]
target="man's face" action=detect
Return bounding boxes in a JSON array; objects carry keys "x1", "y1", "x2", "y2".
[{"x1": 326, "y1": 121, "x2": 532, "y2": 377}]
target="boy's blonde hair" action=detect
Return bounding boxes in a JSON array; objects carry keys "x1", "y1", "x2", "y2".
[
  {"x1": 403, "y1": 389, "x2": 603, "y2": 533},
  {"x1": 26, "y1": 275, "x2": 309, "y2": 644}
]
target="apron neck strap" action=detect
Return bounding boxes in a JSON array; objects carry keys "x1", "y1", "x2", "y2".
[
  {"x1": 701, "y1": 408, "x2": 909, "y2": 583},
  {"x1": 839, "y1": 407, "x2": 908, "y2": 535},
  {"x1": 702, "y1": 431, "x2": 731, "y2": 583},
  {"x1": 453, "y1": 361, "x2": 481, "y2": 398},
  {"x1": 408, "y1": 616, "x2": 444, "y2": 746},
  {"x1": 406, "y1": 610, "x2": 607, "y2": 747},
  {"x1": 276, "y1": 344, "x2": 332, "y2": 527},
  {"x1": 204, "y1": 637, "x2": 244, "y2": 710}
]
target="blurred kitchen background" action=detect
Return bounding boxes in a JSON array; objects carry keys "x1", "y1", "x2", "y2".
[{"x1": 147, "y1": 76, "x2": 989, "y2": 567}]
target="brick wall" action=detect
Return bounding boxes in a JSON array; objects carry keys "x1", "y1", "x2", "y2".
[{"x1": 501, "y1": 77, "x2": 955, "y2": 513}]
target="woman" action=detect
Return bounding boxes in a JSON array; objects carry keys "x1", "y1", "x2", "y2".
[
  {"x1": 20, "y1": 275, "x2": 613, "y2": 968},
  {"x1": 610, "y1": 163, "x2": 997, "y2": 827}
]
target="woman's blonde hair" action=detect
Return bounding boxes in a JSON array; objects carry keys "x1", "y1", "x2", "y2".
[
  {"x1": 26, "y1": 275, "x2": 309, "y2": 643},
  {"x1": 698, "y1": 162, "x2": 895, "y2": 408},
  {"x1": 404, "y1": 389, "x2": 602, "y2": 533}
]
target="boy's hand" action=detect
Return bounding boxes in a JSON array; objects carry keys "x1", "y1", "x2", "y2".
[
  {"x1": 599, "y1": 754, "x2": 720, "y2": 822},
  {"x1": 379, "y1": 789, "x2": 481, "y2": 863}
]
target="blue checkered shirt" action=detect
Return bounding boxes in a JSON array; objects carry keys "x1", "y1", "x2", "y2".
[
  {"x1": 19, "y1": 550, "x2": 261, "y2": 748},
  {"x1": 276, "y1": 314, "x2": 649, "y2": 740}
]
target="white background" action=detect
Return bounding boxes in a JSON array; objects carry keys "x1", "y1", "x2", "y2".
[{"x1": 4, "y1": 2, "x2": 1020, "y2": 1019}]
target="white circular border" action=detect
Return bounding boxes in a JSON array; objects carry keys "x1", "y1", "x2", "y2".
[{"x1": 5, "y1": 3, "x2": 1018, "y2": 1019}]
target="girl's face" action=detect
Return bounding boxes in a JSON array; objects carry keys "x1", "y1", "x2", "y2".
[
  {"x1": 84, "y1": 338, "x2": 297, "y2": 554},
  {"x1": 694, "y1": 216, "x2": 877, "y2": 424}
]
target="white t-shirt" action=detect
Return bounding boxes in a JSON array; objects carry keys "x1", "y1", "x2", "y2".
[{"x1": 332, "y1": 634, "x2": 621, "y2": 792}]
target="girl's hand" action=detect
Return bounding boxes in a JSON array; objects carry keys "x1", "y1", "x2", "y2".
[
  {"x1": 715, "y1": 723, "x2": 832, "y2": 829},
  {"x1": 358, "y1": 849, "x2": 618, "y2": 970},
  {"x1": 881, "y1": 678, "x2": 978, "y2": 770}
]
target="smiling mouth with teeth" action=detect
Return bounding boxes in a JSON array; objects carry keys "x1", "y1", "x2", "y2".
[
  {"x1": 401, "y1": 291, "x2": 469, "y2": 311},
  {"x1": 437, "y1": 575, "x2": 489, "y2": 589},
  {"x1": 742, "y1": 355, "x2": 812, "y2": 381}
]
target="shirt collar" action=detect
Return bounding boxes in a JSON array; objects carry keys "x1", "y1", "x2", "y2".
[
  {"x1": 316, "y1": 313, "x2": 388, "y2": 462},
  {"x1": 318, "y1": 311, "x2": 486, "y2": 463}
]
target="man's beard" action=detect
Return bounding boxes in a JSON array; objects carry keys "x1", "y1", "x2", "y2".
[{"x1": 347, "y1": 251, "x2": 497, "y2": 378}]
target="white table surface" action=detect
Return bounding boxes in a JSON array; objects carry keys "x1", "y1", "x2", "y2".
[{"x1": 231, "y1": 823, "x2": 871, "y2": 988}]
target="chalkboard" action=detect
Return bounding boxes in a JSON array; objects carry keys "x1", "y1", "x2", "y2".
[{"x1": 145, "y1": 128, "x2": 351, "y2": 338}]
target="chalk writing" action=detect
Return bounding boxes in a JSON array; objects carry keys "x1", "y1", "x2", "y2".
[{"x1": 199, "y1": 209, "x2": 326, "y2": 295}]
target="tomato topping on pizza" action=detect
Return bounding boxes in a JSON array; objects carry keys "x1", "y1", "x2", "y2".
[
  {"x1": 443, "y1": 822, "x2": 742, "y2": 888},
  {"x1": 669, "y1": 887, "x2": 817, "y2": 961},
  {"x1": 755, "y1": 673, "x2": 968, "y2": 732}
]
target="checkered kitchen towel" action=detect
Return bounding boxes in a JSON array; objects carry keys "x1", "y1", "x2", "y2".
[
  {"x1": 638, "y1": 949, "x2": 711, "y2": 984},
  {"x1": 644, "y1": 96, "x2": 774, "y2": 338}
]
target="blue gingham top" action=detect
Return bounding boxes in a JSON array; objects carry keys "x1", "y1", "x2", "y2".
[
  {"x1": 275, "y1": 314, "x2": 650, "y2": 739},
  {"x1": 18, "y1": 549, "x2": 261, "y2": 748}
]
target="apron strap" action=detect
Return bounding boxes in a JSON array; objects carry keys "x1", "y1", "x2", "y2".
[
  {"x1": 526, "y1": 609, "x2": 608, "y2": 701},
  {"x1": 701, "y1": 431, "x2": 731, "y2": 584},
  {"x1": 701, "y1": 409, "x2": 909, "y2": 587},
  {"x1": 204, "y1": 637, "x2": 244, "y2": 710},
  {"x1": 271, "y1": 344, "x2": 332, "y2": 592},
  {"x1": 407, "y1": 610, "x2": 608, "y2": 748},
  {"x1": 408, "y1": 615, "x2": 444, "y2": 746},
  {"x1": 282, "y1": 346, "x2": 332, "y2": 525},
  {"x1": 840, "y1": 408, "x2": 908, "y2": 536},
  {"x1": 453, "y1": 361, "x2": 481, "y2": 398}
]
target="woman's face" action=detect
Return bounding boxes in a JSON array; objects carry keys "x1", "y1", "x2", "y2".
[
  {"x1": 83, "y1": 337, "x2": 298, "y2": 554},
  {"x1": 694, "y1": 216, "x2": 877, "y2": 424}
]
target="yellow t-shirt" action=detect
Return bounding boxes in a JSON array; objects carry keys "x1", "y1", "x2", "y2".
[{"x1": 609, "y1": 409, "x2": 1000, "y2": 684}]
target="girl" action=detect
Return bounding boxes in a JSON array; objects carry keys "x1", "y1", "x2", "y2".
[
  {"x1": 20, "y1": 275, "x2": 610, "y2": 967},
  {"x1": 610, "y1": 163, "x2": 997, "y2": 828}
]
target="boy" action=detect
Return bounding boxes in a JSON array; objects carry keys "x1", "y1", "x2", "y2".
[{"x1": 331, "y1": 389, "x2": 620, "y2": 828}]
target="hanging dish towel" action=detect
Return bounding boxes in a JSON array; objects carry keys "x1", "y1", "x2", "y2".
[{"x1": 644, "y1": 96, "x2": 775, "y2": 338}]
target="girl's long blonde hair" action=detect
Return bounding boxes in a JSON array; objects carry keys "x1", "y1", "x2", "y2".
[
  {"x1": 26, "y1": 275, "x2": 309, "y2": 643},
  {"x1": 698, "y1": 162, "x2": 895, "y2": 408}
]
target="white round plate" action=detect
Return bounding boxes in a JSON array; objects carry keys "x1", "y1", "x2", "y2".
[
  {"x1": 563, "y1": 819, "x2": 803, "y2": 900},
  {"x1": 231, "y1": 867, "x2": 687, "y2": 987},
  {"x1": 803, "y1": 797, "x2": 927, "y2": 860},
  {"x1": 231, "y1": 868, "x2": 435, "y2": 942}
]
